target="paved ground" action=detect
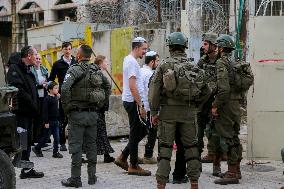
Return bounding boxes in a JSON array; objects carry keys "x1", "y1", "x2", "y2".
[{"x1": 16, "y1": 127, "x2": 284, "y2": 189}]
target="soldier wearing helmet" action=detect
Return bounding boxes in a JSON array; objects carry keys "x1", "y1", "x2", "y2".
[
  {"x1": 149, "y1": 32, "x2": 210, "y2": 189},
  {"x1": 212, "y1": 34, "x2": 243, "y2": 185},
  {"x1": 196, "y1": 33, "x2": 227, "y2": 178}
]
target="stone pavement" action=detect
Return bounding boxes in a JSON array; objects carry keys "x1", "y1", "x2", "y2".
[{"x1": 16, "y1": 136, "x2": 284, "y2": 189}]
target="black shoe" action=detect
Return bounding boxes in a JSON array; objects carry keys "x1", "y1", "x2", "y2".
[
  {"x1": 88, "y1": 175, "x2": 97, "y2": 185},
  {"x1": 61, "y1": 177, "x2": 82, "y2": 188},
  {"x1": 20, "y1": 169, "x2": 44, "y2": 179},
  {"x1": 60, "y1": 144, "x2": 67, "y2": 151},
  {"x1": 32, "y1": 147, "x2": 43, "y2": 157},
  {"x1": 52, "y1": 152, "x2": 63, "y2": 158},
  {"x1": 82, "y1": 158, "x2": 88, "y2": 164},
  {"x1": 104, "y1": 155, "x2": 115, "y2": 163},
  {"x1": 173, "y1": 175, "x2": 189, "y2": 184}
]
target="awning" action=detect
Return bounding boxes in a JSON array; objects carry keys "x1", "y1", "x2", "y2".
[
  {"x1": 18, "y1": 7, "x2": 43, "y2": 14},
  {"x1": 51, "y1": 3, "x2": 77, "y2": 10}
]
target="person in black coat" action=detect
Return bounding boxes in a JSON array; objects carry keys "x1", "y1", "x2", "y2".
[
  {"x1": 48, "y1": 42, "x2": 76, "y2": 151},
  {"x1": 7, "y1": 46, "x2": 44, "y2": 179}
]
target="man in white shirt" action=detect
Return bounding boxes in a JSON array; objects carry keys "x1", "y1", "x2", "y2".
[
  {"x1": 140, "y1": 51, "x2": 159, "y2": 164},
  {"x1": 114, "y1": 37, "x2": 151, "y2": 176}
]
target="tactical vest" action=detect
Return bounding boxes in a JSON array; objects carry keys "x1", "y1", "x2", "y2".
[
  {"x1": 71, "y1": 64, "x2": 106, "y2": 108},
  {"x1": 162, "y1": 57, "x2": 206, "y2": 104},
  {"x1": 198, "y1": 55, "x2": 217, "y2": 92}
]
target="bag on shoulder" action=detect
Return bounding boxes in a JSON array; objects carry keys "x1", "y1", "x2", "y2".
[
  {"x1": 88, "y1": 65, "x2": 106, "y2": 107},
  {"x1": 229, "y1": 60, "x2": 254, "y2": 92},
  {"x1": 163, "y1": 58, "x2": 205, "y2": 102}
]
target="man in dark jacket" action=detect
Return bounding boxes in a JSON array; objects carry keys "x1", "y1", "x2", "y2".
[
  {"x1": 7, "y1": 46, "x2": 44, "y2": 179},
  {"x1": 49, "y1": 41, "x2": 76, "y2": 151}
]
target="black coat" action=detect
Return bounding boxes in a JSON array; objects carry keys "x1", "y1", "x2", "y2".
[
  {"x1": 48, "y1": 55, "x2": 76, "y2": 90},
  {"x1": 7, "y1": 60, "x2": 39, "y2": 118}
]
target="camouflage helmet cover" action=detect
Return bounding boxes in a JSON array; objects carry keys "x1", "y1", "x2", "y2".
[
  {"x1": 166, "y1": 32, "x2": 188, "y2": 48},
  {"x1": 202, "y1": 32, "x2": 218, "y2": 45},
  {"x1": 216, "y1": 34, "x2": 235, "y2": 49}
]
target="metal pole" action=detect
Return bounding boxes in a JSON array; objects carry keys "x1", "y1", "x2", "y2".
[
  {"x1": 92, "y1": 51, "x2": 122, "y2": 94},
  {"x1": 11, "y1": 0, "x2": 17, "y2": 52},
  {"x1": 157, "y1": 0, "x2": 161, "y2": 22}
]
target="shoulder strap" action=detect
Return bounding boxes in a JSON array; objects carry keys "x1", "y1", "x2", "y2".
[{"x1": 71, "y1": 64, "x2": 91, "y2": 87}]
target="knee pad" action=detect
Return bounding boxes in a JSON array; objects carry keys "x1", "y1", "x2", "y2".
[{"x1": 158, "y1": 143, "x2": 173, "y2": 161}]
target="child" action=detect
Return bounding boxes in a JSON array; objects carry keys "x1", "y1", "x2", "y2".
[{"x1": 32, "y1": 81, "x2": 63, "y2": 158}]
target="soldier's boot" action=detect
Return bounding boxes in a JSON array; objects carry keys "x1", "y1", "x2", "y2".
[
  {"x1": 220, "y1": 161, "x2": 242, "y2": 179},
  {"x1": 87, "y1": 166, "x2": 97, "y2": 185},
  {"x1": 128, "y1": 164, "x2": 151, "y2": 176},
  {"x1": 214, "y1": 164, "x2": 239, "y2": 185},
  {"x1": 114, "y1": 153, "x2": 129, "y2": 171},
  {"x1": 157, "y1": 181, "x2": 166, "y2": 189},
  {"x1": 190, "y1": 180, "x2": 199, "y2": 189},
  {"x1": 236, "y1": 161, "x2": 242, "y2": 179},
  {"x1": 61, "y1": 177, "x2": 82, "y2": 188},
  {"x1": 212, "y1": 155, "x2": 222, "y2": 177},
  {"x1": 201, "y1": 154, "x2": 213, "y2": 163}
]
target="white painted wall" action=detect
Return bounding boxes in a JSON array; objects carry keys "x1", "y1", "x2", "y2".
[{"x1": 247, "y1": 16, "x2": 284, "y2": 160}]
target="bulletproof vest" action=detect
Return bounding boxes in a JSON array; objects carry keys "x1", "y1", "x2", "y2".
[
  {"x1": 162, "y1": 56, "x2": 206, "y2": 104},
  {"x1": 71, "y1": 64, "x2": 105, "y2": 108},
  {"x1": 198, "y1": 55, "x2": 217, "y2": 92}
]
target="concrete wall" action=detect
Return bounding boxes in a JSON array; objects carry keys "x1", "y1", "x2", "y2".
[{"x1": 247, "y1": 16, "x2": 284, "y2": 160}]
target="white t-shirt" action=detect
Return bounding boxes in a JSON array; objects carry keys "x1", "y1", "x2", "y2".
[
  {"x1": 36, "y1": 69, "x2": 46, "y2": 98},
  {"x1": 122, "y1": 54, "x2": 143, "y2": 102},
  {"x1": 140, "y1": 65, "x2": 154, "y2": 112}
]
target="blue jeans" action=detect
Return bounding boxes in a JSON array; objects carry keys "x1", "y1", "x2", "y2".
[{"x1": 35, "y1": 121, "x2": 60, "y2": 153}]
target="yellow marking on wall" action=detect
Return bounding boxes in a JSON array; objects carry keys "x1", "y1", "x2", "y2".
[
  {"x1": 39, "y1": 24, "x2": 92, "y2": 71},
  {"x1": 110, "y1": 27, "x2": 134, "y2": 94}
]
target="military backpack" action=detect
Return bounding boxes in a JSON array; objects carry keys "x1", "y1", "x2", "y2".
[
  {"x1": 228, "y1": 60, "x2": 254, "y2": 92},
  {"x1": 71, "y1": 64, "x2": 106, "y2": 108},
  {"x1": 162, "y1": 57, "x2": 206, "y2": 103}
]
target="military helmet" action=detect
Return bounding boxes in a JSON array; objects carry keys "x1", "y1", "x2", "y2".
[
  {"x1": 166, "y1": 32, "x2": 188, "y2": 48},
  {"x1": 216, "y1": 34, "x2": 235, "y2": 49},
  {"x1": 202, "y1": 32, "x2": 218, "y2": 45}
]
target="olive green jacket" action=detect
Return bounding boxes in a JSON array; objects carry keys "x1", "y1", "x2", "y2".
[{"x1": 212, "y1": 53, "x2": 241, "y2": 108}]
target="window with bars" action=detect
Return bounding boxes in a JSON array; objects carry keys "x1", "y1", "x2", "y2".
[{"x1": 256, "y1": 0, "x2": 284, "y2": 16}]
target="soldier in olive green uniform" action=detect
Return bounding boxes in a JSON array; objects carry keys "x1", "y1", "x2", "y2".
[
  {"x1": 197, "y1": 33, "x2": 225, "y2": 176},
  {"x1": 212, "y1": 35, "x2": 242, "y2": 185},
  {"x1": 149, "y1": 32, "x2": 210, "y2": 189},
  {"x1": 61, "y1": 45, "x2": 111, "y2": 187},
  {"x1": 197, "y1": 33, "x2": 219, "y2": 157}
]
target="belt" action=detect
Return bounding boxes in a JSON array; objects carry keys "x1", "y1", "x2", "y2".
[{"x1": 73, "y1": 107, "x2": 98, "y2": 112}]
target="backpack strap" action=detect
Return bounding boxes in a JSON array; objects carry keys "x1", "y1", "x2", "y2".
[{"x1": 71, "y1": 64, "x2": 91, "y2": 87}]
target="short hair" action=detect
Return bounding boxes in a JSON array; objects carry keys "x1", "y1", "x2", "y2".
[
  {"x1": 20, "y1": 46, "x2": 34, "y2": 58},
  {"x1": 145, "y1": 51, "x2": 159, "y2": 65},
  {"x1": 62, "y1": 41, "x2": 72, "y2": 49},
  {"x1": 79, "y1": 45, "x2": 93, "y2": 59},
  {"x1": 94, "y1": 55, "x2": 106, "y2": 65},
  {"x1": 47, "y1": 81, "x2": 58, "y2": 91},
  {"x1": 132, "y1": 37, "x2": 147, "y2": 50}
]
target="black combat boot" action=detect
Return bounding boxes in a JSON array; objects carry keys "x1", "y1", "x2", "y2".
[
  {"x1": 61, "y1": 177, "x2": 82, "y2": 188},
  {"x1": 173, "y1": 175, "x2": 189, "y2": 184}
]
